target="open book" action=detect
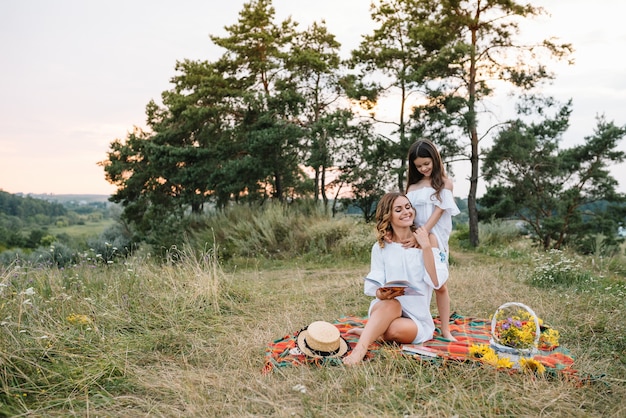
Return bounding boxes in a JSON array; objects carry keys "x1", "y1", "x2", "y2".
[
  {"x1": 364, "y1": 278, "x2": 423, "y2": 296},
  {"x1": 401, "y1": 344, "x2": 439, "y2": 357}
]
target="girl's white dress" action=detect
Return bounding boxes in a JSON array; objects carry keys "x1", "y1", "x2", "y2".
[
  {"x1": 406, "y1": 187, "x2": 460, "y2": 255},
  {"x1": 364, "y1": 242, "x2": 449, "y2": 344}
]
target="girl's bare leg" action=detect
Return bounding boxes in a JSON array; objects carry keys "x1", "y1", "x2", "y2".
[
  {"x1": 435, "y1": 284, "x2": 457, "y2": 341},
  {"x1": 343, "y1": 300, "x2": 403, "y2": 365}
]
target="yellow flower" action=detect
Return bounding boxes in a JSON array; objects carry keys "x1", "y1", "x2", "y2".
[
  {"x1": 482, "y1": 350, "x2": 500, "y2": 366},
  {"x1": 519, "y1": 357, "x2": 546, "y2": 375},
  {"x1": 496, "y1": 356, "x2": 514, "y2": 369},
  {"x1": 539, "y1": 328, "x2": 560, "y2": 349},
  {"x1": 469, "y1": 344, "x2": 493, "y2": 358},
  {"x1": 494, "y1": 310, "x2": 543, "y2": 350},
  {"x1": 66, "y1": 313, "x2": 92, "y2": 325}
]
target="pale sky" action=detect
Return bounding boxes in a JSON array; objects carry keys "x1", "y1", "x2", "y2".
[{"x1": 1, "y1": 0, "x2": 625, "y2": 198}]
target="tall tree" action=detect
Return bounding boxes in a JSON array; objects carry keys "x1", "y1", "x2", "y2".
[
  {"x1": 287, "y1": 21, "x2": 351, "y2": 209},
  {"x1": 479, "y1": 97, "x2": 626, "y2": 252},
  {"x1": 337, "y1": 122, "x2": 396, "y2": 222},
  {"x1": 211, "y1": 0, "x2": 307, "y2": 201},
  {"x1": 346, "y1": 0, "x2": 459, "y2": 192},
  {"x1": 101, "y1": 58, "x2": 235, "y2": 225},
  {"x1": 148, "y1": 59, "x2": 237, "y2": 211},
  {"x1": 407, "y1": 0, "x2": 573, "y2": 247}
]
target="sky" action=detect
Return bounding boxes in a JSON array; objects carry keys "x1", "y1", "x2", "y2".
[{"x1": 1, "y1": 0, "x2": 625, "y2": 199}]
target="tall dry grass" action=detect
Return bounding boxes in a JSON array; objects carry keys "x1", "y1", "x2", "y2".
[{"x1": 0, "y1": 215, "x2": 624, "y2": 416}]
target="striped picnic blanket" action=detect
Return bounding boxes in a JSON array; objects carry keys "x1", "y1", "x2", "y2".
[
  {"x1": 262, "y1": 316, "x2": 378, "y2": 374},
  {"x1": 262, "y1": 314, "x2": 587, "y2": 384}
]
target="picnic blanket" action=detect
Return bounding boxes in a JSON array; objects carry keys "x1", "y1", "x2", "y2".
[{"x1": 262, "y1": 314, "x2": 591, "y2": 384}]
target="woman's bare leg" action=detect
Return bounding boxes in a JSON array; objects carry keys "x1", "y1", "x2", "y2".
[{"x1": 343, "y1": 299, "x2": 403, "y2": 365}]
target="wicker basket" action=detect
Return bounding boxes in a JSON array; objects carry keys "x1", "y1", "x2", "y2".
[{"x1": 489, "y1": 302, "x2": 540, "y2": 357}]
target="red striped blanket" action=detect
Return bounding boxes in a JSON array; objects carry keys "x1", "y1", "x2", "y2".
[{"x1": 263, "y1": 314, "x2": 588, "y2": 384}]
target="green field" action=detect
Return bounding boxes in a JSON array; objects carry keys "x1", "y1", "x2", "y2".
[
  {"x1": 47, "y1": 219, "x2": 115, "y2": 239},
  {"x1": 1, "y1": 235, "x2": 624, "y2": 416}
]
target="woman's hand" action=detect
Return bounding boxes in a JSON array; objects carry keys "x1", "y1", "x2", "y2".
[{"x1": 376, "y1": 287, "x2": 405, "y2": 300}]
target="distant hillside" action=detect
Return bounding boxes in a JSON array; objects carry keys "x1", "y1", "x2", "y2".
[
  {"x1": 0, "y1": 191, "x2": 67, "y2": 217},
  {"x1": 14, "y1": 193, "x2": 111, "y2": 204}
]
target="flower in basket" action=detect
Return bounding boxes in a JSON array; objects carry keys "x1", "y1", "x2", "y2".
[
  {"x1": 493, "y1": 309, "x2": 559, "y2": 351},
  {"x1": 495, "y1": 316, "x2": 536, "y2": 349},
  {"x1": 538, "y1": 326, "x2": 560, "y2": 350}
]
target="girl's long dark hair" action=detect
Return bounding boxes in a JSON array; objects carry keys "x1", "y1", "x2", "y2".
[{"x1": 405, "y1": 139, "x2": 446, "y2": 199}]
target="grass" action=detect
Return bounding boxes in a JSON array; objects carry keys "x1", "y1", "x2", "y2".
[
  {"x1": 1, "y1": 231, "x2": 625, "y2": 416},
  {"x1": 47, "y1": 219, "x2": 115, "y2": 239}
]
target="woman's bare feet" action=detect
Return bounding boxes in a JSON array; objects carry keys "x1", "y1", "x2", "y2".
[
  {"x1": 345, "y1": 327, "x2": 364, "y2": 336},
  {"x1": 342, "y1": 346, "x2": 368, "y2": 365}
]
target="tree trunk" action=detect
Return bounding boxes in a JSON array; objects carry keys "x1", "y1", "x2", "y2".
[
  {"x1": 467, "y1": 26, "x2": 480, "y2": 247},
  {"x1": 468, "y1": 132, "x2": 480, "y2": 247},
  {"x1": 321, "y1": 164, "x2": 328, "y2": 212},
  {"x1": 274, "y1": 172, "x2": 282, "y2": 201},
  {"x1": 314, "y1": 167, "x2": 320, "y2": 201}
]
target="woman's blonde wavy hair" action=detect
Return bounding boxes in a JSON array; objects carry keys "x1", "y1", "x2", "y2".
[{"x1": 375, "y1": 192, "x2": 416, "y2": 248}]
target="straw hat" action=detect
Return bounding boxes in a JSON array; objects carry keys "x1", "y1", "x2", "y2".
[{"x1": 296, "y1": 321, "x2": 350, "y2": 358}]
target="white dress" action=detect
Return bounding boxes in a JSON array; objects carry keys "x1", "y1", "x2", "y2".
[
  {"x1": 406, "y1": 187, "x2": 460, "y2": 255},
  {"x1": 364, "y1": 242, "x2": 449, "y2": 344}
]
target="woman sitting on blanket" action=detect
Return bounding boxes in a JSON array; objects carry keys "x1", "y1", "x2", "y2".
[{"x1": 343, "y1": 191, "x2": 449, "y2": 365}]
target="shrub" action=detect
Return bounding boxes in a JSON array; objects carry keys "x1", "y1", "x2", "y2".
[
  {"x1": 479, "y1": 220, "x2": 522, "y2": 247},
  {"x1": 29, "y1": 242, "x2": 77, "y2": 268},
  {"x1": 449, "y1": 223, "x2": 470, "y2": 248},
  {"x1": 0, "y1": 248, "x2": 29, "y2": 265},
  {"x1": 190, "y1": 202, "x2": 371, "y2": 261},
  {"x1": 334, "y1": 221, "x2": 375, "y2": 262},
  {"x1": 527, "y1": 249, "x2": 595, "y2": 288},
  {"x1": 87, "y1": 222, "x2": 134, "y2": 263}
]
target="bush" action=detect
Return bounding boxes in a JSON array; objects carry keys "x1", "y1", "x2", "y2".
[
  {"x1": 0, "y1": 248, "x2": 29, "y2": 265},
  {"x1": 527, "y1": 249, "x2": 596, "y2": 288},
  {"x1": 29, "y1": 242, "x2": 77, "y2": 268},
  {"x1": 479, "y1": 220, "x2": 522, "y2": 247},
  {"x1": 87, "y1": 222, "x2": 135, "y2": 263},
  {"x1": 190, "y1": 202, "x2": 372, "y2": 261},
  {"x1": 449, "y1": 223, "x2": 470, "y2": 248},
  {"x1": 334, "y1": 221, "x2": 375, "y2": 261}
]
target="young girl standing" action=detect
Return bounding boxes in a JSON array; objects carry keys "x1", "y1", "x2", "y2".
[{"x1": 405, "y1": 139, "x2": 460, "y2": 341}]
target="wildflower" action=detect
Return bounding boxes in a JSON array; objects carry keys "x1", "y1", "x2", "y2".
[
  {"x1": 494, "y1": 309, "x2": 543, "y2": 350},
  {"x1": 496, "y1": 356, "x2": 514, "y2": 369},
  {"x1": 21, "y1": 287, "x2": 36, "y2": 296},
  {"x1": 482, "y1": 350, "x2": 500, "y2": 366},
  {"x1": 538, "y1": 328, "x2": 560, "y2": 350},
  {"x1": 292, "y1": 384, "x2": 307, "y2": 394},
  {"x1": 469, "y1": 344, "x2": 493, "y2": 358},
  {"x1": 519, "y1": 357, "x2": 546, "y2": 375},
  {"x1": 66, "y1": 313, "x2": 92, "y2": 325}
]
